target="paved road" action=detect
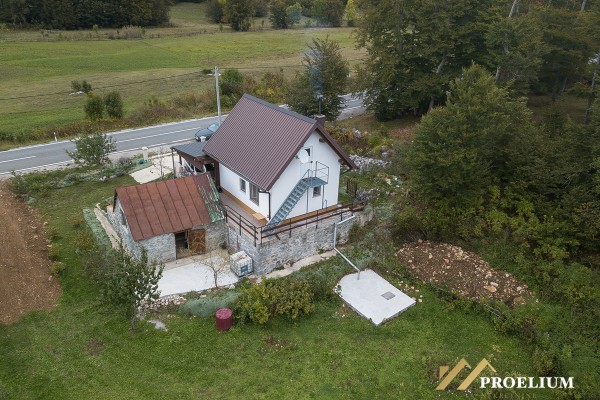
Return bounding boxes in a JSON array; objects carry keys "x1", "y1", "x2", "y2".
[{"x1": 0, "y1": 95, "x2": 365, "y2": 175}]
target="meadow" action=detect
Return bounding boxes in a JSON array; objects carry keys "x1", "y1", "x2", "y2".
[
  {"x1": 0, "y1": 2, "x2": 363, "y2": 144},
  {"x1": 0, "y1": 169, "x2": 553, "y2": 399}
]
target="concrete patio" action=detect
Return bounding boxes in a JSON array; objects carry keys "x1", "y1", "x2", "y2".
[{"x1": 158, "y1": 252, "x2": 239, "y2": 297}]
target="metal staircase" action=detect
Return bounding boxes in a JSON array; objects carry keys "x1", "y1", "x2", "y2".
[{"x1": 266, "y1": 162, "x2": 329, "y2": 227}]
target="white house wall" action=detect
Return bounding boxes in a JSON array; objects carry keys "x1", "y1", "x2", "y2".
[
  {"x1": 219, "y1": 164, "x2": 270, "y2": 217},
  {"x1": 270, "y1": 130, "x2": 341, "y2": 220}
]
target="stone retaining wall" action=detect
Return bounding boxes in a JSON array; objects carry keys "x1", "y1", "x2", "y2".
[{"x1": 227, "y1": 209, "x2": 373, "y2": 275}]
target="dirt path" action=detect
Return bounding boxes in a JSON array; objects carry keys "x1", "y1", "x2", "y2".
[{"x1": 0, "y1": 182, "x2": 61, "y2": 324}]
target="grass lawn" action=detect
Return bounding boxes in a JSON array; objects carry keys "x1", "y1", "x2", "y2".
[
  {"x1": 0, "y1": 3, "x2": 364, "y2": 142},
  {"x1": 0, "y1": 171, "x2": 554, "y2": 399}
]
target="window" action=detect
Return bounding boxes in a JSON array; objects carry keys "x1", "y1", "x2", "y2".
[
  {"x1": 297, "y1": 147, "x2": 312, "y2": 163},
  {"x1": 240, "y1": 178, "x2": 246, "y2": 193},
  {"x1": 313, "y1": 186, "x2": 322, "y2": 197},
  {"x1": 250, "y1": 183, "x2": 259, "y2": 205},
  {"x1": 119, "y1": 208, "x2": 127, "y2": 226}
]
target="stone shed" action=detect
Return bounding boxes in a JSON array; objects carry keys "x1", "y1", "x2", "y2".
[{"x1": 107, "y1": 173, "x2": 227, "y2": 264}]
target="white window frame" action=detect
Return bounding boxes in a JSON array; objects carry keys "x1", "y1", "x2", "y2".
[
  {"x1": 249, "y1": 183, "x2": 259, "y2": 205},
  {"x1": 240, "y1": 178, "x2": 246, "y2": 193},
  {"x1": 313, "y1": 186, "x2": 322, "y2": 197}
]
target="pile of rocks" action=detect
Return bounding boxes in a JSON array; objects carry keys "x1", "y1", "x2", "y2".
[
  {"x1": 350, "y1": 154, "x2": 390, "y2": 171},
  {"x1": 138, "y1": 294, "x2": 186, "y2": 314},
  {"x1": 396, "y1": 240, "x2": 531, "y2": 307}
]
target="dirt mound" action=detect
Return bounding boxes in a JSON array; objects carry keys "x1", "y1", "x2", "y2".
[
  {"x1": 396, "y1": 241, "x2": 530, "y2": 307},
  {"x1": 0, "y1": 182, "x2": 61, "y2": 324}
]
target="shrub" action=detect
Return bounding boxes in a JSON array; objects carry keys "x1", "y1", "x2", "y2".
[
  {"x1": 207, "y1": 0, "x2": 225, "y2": 23},
  {"x1": 71, "y1": 80, "x2": 82, "y2": 92},
  {"x1": 50, "y1": 261, "x2": 65, "y2": 276},
  {"x1": 234, "y1": 278, "x2": 316, "y2": 324},
  {"x1": 180, "y1": 291, "x2": 240, "y2": 317},
  {"x1": 81, "y1": 80, "x2": 92, "y2": 94},
  {"x1": 84, "y1": 93, "x2": 105, "y2": 120},
  {"x1": 48, "y1": 245, "x2": 61, "y2": 261},
  {"x1": 104, "y1": 91, "x2": 124, "y2": 119}
]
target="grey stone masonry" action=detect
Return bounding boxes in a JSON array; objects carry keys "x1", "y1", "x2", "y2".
[
  {"x1": 227, "y1": 209, "x2": 373, "y2": 275},
  {"x1": 202, "y1": 220, "x2": 228, "y2": 252},
  {"x1": 107, "y1": 203, "x2": 176, "y2": 264}
]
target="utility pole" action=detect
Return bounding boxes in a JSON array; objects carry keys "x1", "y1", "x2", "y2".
[{"x1": 214, "y1": 66, "x2": 222, "y2": 125}]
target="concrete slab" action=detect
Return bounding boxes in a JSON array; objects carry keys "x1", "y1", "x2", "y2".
[
  {"x1": 158, "y1": 254, "x2": 239, "y2": 297},
  {"x1": 337, "y1": 269, "x2": 416, "y2": 326},
  {"x1": 130, "y1": 154, "x2": 173, "y2": 184}
]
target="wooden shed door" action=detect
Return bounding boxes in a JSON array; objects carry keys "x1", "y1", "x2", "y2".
[{"x1": 188, "y1": 229, "x2": 206, "y2": 255}]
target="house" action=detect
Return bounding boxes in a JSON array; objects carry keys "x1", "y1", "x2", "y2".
[
  {"x1": 202, "y1": 94, "x2": 357, "y2": 226},
  {"x1": 107, "y1": 173, "x2": 227, "y2": 264}
]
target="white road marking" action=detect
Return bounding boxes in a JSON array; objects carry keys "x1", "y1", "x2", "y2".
[
  {"x1": 0, "y1": 155, "x2": 36, "y2": 164},
  {"x1": 0, "y1": 160, "x2": 72, "y2": 175}
]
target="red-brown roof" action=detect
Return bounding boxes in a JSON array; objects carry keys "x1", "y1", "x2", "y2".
[
  {"x1": 203, "y1": 94, "x2": 356, "y2": 191},
  {"x1": 114, "y1": 174, "x2": 223, "y2": 241}
]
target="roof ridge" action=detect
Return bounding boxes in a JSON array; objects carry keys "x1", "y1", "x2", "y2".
[{"x1": 242, "y1": 93, "x2": 317, "y2": 125}]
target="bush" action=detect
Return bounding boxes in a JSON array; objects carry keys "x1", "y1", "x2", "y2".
[
  {"x1": 104, "y1": 91, "x2": 124, "y2": 119},
  {"x1": 71, "y1": 80, "x2": 82, "y2": 92},
  {"x1": 81, "y1": 80, "x2": 92, "y2": 94},
  {"x1": 180, "y1": 291, "x2": 240, "y2": 317},
  {"x1": 234, "y1": 278, "x2": 316, "y2": 324},
  {"x1": 48, "y1": 245, "x2": 61, "y2": 261},
  {"x1": 207, "y1": 0, "x2": 225, "y2": 23},
  {"x1": 84, "y1": 93, "x2": 104, "y2": 120},
  {"x1": 50, "y1": 261, "x2": 65, "y2": 276},
  {"x1": 83, "y1": 208, "x2": 113, "y2": 251}
]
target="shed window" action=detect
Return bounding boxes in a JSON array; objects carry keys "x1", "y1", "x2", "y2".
[
  {"x1": 240, "y1": 178, "x2": 246, "y2": 193},
  {"x1": 250, "y1": 183, "x2": 259, "y2": 205},
  {"x1": 313, "y1": 186, "x2": 322, "y2": 197}
]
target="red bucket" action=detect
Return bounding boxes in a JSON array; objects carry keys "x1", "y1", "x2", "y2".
[{"x1": 215, "y1": 308, "x2": 233, "y2": 331}]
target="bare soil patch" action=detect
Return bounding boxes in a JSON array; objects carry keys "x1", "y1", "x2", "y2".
[
  {"x1": 0, "y1": 182, "x2": 61, "y2": 324},
  {"x1": 396, "y1": 241, "x2": 531, "y2": 307}
]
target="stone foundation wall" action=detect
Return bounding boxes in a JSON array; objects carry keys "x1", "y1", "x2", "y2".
[
  {"x1": 227, "y1": 209, "x2": 373, "y2": 275},
  {"x1": 204, "y1": 221, "x2": 228, "y2": 252},
  {"x1": 107, "y1": 206, "x2": 176, "y2": 264}
]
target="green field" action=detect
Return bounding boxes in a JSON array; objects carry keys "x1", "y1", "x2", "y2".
[
  {"x1": 0, "y1": 3, "x2": 363, "y2": 143},
  {"x1": 0, "y1": 171, "x2": 553, "y2": 399}
]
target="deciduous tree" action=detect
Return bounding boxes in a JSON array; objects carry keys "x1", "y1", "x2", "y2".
[
  {"x1": 102, "y1": 246, "x2": 164, "y2": 330},
  {"x1": 67, "y1": 132, "x2": 116, "y2": 170}
]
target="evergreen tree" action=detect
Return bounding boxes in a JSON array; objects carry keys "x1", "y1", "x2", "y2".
[
  {"x1": 285, "y1": 37, "x2": 349, "y2": 120},
  {"x1": 407, "y1": 65, "x2": 535, "y2": 209}
]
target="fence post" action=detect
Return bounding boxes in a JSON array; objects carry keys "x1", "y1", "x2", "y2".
[
  {"x1": 289, "y1": 221, "x2": 292, "y2": 238},
  {"x1": 316, "y1": 209, "x2": 319, "y2": 229},
  {"x1": 253, "y1": 226, "x2": 256, "y2": 247},
  {"x1": 239, "y1": 215, "x2": 242, "y2": 235}
]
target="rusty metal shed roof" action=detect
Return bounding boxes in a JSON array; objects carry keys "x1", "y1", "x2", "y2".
[
  {"x1": 114, "y1": 173, "x2": 223, "y2": 241},
  {"x1": 203, "y1": 94, "x2": 356, "y2": 191}
]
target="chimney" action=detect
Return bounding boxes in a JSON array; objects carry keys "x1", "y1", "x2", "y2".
[{"x1": 314, "y1": 114, "x2": 326, "y2": 127}]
